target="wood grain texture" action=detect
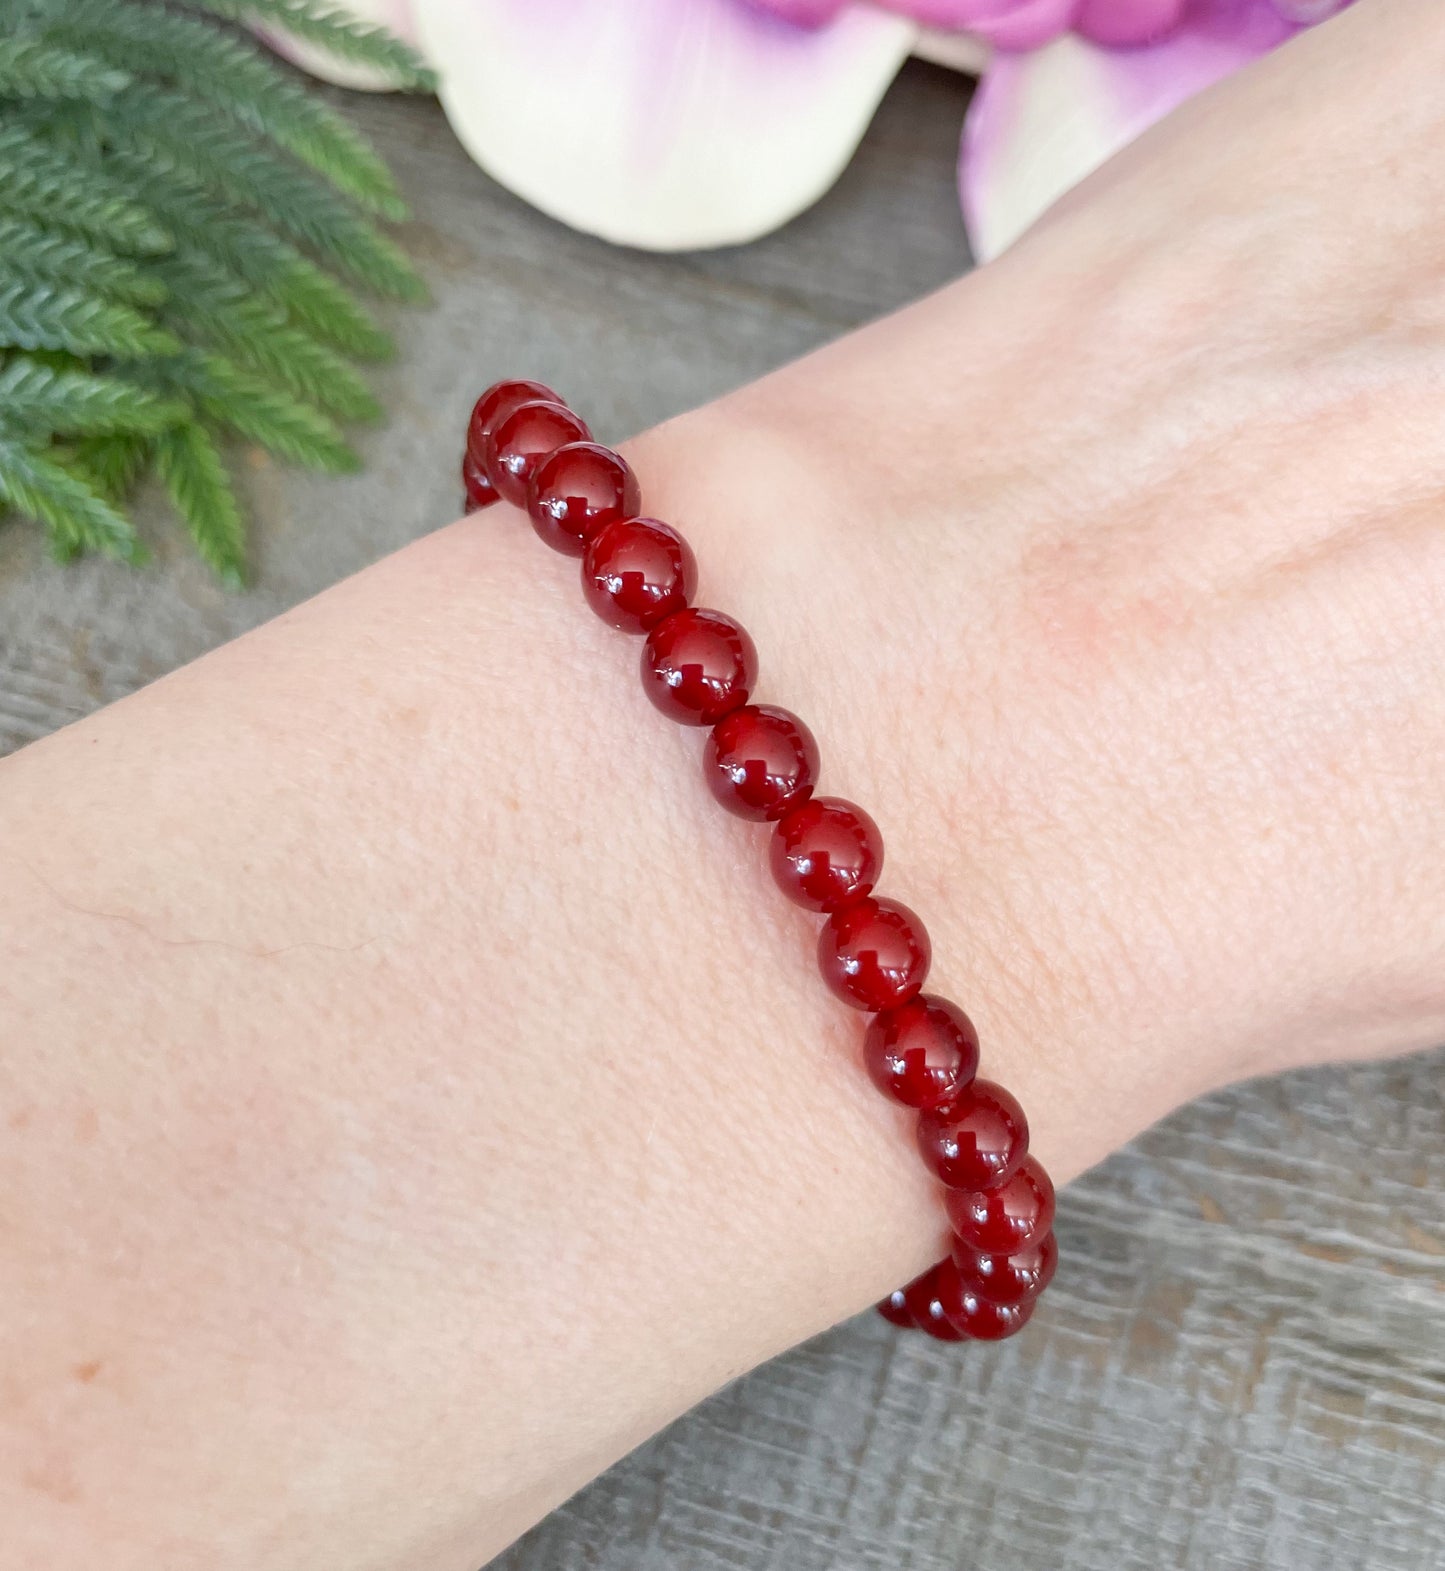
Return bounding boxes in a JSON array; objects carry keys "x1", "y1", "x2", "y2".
[{"x1": 1, "y1": 60, "x2": 1441, "y2": 1571}]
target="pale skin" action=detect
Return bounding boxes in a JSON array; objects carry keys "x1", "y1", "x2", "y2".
[{"x1": 2, "y1": 2, "x2": 1443, "y2": 1566}]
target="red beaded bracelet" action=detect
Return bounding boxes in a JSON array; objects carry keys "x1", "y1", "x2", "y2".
[{"x1": 461, "y1": 381, "x2": 1058, "y2": 1343}]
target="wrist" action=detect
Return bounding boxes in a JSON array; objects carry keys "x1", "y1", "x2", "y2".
[{"x1": 627, "y1": 384, "x2": 1219, "y2": 1150}]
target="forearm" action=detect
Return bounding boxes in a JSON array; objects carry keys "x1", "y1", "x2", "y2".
[{"x1": 0, "y1": 408, "x2": 1123, "y2": 1569}]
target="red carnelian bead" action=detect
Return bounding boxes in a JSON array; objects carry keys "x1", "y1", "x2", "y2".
[
  {"x1": 876, "y1": 1286, "x2": 917, "y2": 1330},
  {"x1": 583, "y1": 517, "x2": 697, "y2": 633},
  {"x1": 703, "y1": 704, "x2": 819, "y2": 822},
  {"x1": 944, "y1": 1287, "x2": 1036, "y2": 1342},
  {"x1": 945, "y1": 1154, "x2": 1055, "y2": 1256},
  {"x1": 917, "y1": 1078, "x2": 1029, "y2": 1191},
  {"x1": 863, "y1": 993, "x2": 980, "y2": 1110},
  {"x1": 641, "y1": 608, "x2": 758, "y2": 725},
  {"x1": 485, "y1": 399, "x2": 591, "y2": 506},
  {"x1": 921, "y1": 1314, "x2": 967, "y2": 1342},
  {"x1": 953, "y1": 1231, "x2": 1059, "y2": 1307},
  {"x1": 462, "y1": 450, "x2": 498, "y2": 512},
  {"x1": 466, "y1": 378, "x2": 561, "y2": 465},
  {"x1": 817, "y1": 896, "x2": 930, "y2": 1012},
  {"x1": 527, "y1": 441, "x2": 640, "y2": 556},
  {"x1": 769, "y1": 796, "x2": 882, "y2": 913},
  {"x1": 900, "y1": 1262, "x2": 963, "y2": 1339}
]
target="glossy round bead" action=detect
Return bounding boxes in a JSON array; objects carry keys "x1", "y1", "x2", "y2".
[
  {"x1": 703, "y1": 704, "x2": 819, "y2": 822},
  {"x1": 863, "y1": 993, "x2": 980, "y2": 1110},
  {"x1": 583, "y1": 517, "x2": 697, "y2": 633},
  {"x1": 953, "y1": 1232, "x2": 1058, "y2": 1307},
  {"x1": 769, "y1": 796, "x2": 882, "y2": 913},
  {"x1": 466, "y1": 378, "x2": 561, "y2": 465},
  {"x1": 916, "y1": 1078, "x2": 1029, "y2": 1191},
  {"x1": 945, "y1": 1154, "x2": 1055, "y2": 1256},
  {"x1": 900, "y1": 1263, "x2": 964, "y2": 1340},
  {"x1": 920, "y1": 1312, "x2": 967, "y2": 1342},
  {"x1": 817, "y1": 896, "x2": 930, "y2": 1012},
  {"x1": 876, "y1": 1286, "x2": 917, "y2": 1330},
  {"x1": 941, "y1": 1283, "x2": 1036, "y2": 1342},
  {"x1": 485, "y1": 399, "x2": 591, "y2": 506},
  {"x1": 462, "y1": 450, "x2": 498, "y2": 512},
  {"x1": 526, "y1": 441, "x2": 640, "y2": 556},
  {"x1": 641, "y1": 608, "x2": 758, "y2": 726}
]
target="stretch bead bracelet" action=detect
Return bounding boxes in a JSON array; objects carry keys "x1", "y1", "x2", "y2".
[{"x1": 460, "y1": 380, "x2": 1058, "y2": 1343}]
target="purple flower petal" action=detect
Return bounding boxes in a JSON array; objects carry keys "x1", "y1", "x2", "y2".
[
  {"x1": 745, "y1": 0, "x2": 852, "y2": 23},
  {"x1": 753, "y1": 0, "x2": 1351, "y2": 49},
  {"x1": 886, "y1": 0, "x2": 1075, "y2": 48},
  {"x1": 1072, "y1": 0, "x2": 1189, "y2": 46},
  {"x1": 961, "y1": 0, "x2": 1303, "y2": 260}
]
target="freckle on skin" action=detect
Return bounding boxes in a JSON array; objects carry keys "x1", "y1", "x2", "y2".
[
  {"x1": 74, "y1": 1107, "x2": 99, "y2": 1144},
  {"x1": 9, "y1": 1107, "x2": 33, "y2": 1130},
  {"x1": 24, "y1": 1453, "x2": 82, "y2": 1504},
  {"x1": 73, "y1": 1361, "x2": 102, "y2": 1384}
]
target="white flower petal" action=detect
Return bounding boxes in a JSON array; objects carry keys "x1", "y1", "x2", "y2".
[
  {"x1": 961, "y1": 10, "x2": 1295, "y2": 262},
  {"x1": 912, "y1": 26, "x2": 992, "y2": 75},
  {"x1": 415, "y1": 0, "x2": 916, "y2": 251}
]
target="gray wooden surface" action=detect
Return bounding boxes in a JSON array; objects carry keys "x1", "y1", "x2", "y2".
[{"x1": 2, "y1": 62, "x2": 1443, "y2": 1571}]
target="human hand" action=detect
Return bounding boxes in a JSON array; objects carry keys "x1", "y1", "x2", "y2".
[{"x1": 633, "y1": 0, "x2": 1445, "y2": 1174}]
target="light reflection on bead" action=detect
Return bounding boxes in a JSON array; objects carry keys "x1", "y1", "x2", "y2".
[
  {"x1": 769, "y1": 796, "x2": 882, "y2": 913},
  {"x1": 467, "y1": 378, "x2": 560, "y2": 465},
  {"x1": 817, "y1": 896, "x2": 930, "y2": 1012},
  {"x1": 863, "y1": 994, "x2": 979, "y2": 1110},
  {"x1": 485, "y1": 399, "x2": 591, "y2": 506},
  {"x1": 703, "y1": 704, "x2": 819, "y2": 822},
  {"x1": 462, "y1": 450, "x2": 498, "y2": 512},
  {"x1": 916, "y1": 1078, "x2": 1029, "y2": 1191},
  {"x1": 641, "y1": 608, "x2": 758, "y2": 725},
  {"x1": 584, "y1": 517, "x2": 697, "y2": 633},
  {"x1": 527, "y1": 441, "x2": 639, "y2": 556},
  {"x1": 946, "y1": 1155, "x2": 1055, "y2": 1255},
  {"x1": 953, "y1": 1231, "x2": 1058, "y2": 1306}
]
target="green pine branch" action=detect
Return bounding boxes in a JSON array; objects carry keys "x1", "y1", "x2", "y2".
[
  {"x1": 40, "y1": 0, "x2": 407, "y2": 218},
  {"x1": 99, "y1": 150, "x2": 394, "y2": 358},
  {"x1": 0, "y1": 270, "x2": 179, "y2": 357},
  {"x1": 153, "y1": 249, "x2": 382, "y2": 420},
  {"x1": 0, "y1": 215, "x2": 165, "y2": 306},
  {"x1": 160, "y1": 350, "x2": 359, "y2": 472},
  {"x1": 184, "y1": 0, "x2": 436, "y2": 92},
  {"x1": 0, "y1": 122, "x2": 171, "y2": 253},
  {"x1": 0, "y1": 34, "x2": 131, "y2": 102},
  {"x1": 24, "y1": 89, "x2": 425, "y2": 300},
  {"x1": 153, "y1": 421, "x2": 246, "y2": 583},
  {"x1": 0, "y1": 356, "x2": 186, "y2": 436},
  {"x1": 0, "y1": 0, "x2": 428, "y2": 576},
  {"x1": 68, "y1": 431, "x2": 155, "y2": 502},
  {"x1": 0, "y1": 434, "x2": 140, "y2": 560},
  {"x1": 104, "y1": 88, "x2": 424, "y2": 298}
]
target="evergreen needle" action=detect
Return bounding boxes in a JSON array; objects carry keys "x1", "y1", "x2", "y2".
[{"x1": 0, "y1": 0, "x2": 426, "y2": 578}]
